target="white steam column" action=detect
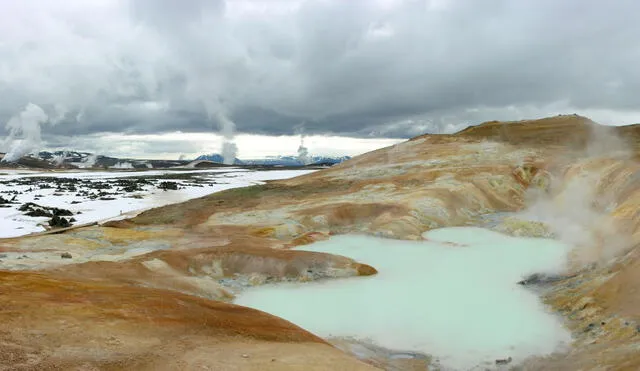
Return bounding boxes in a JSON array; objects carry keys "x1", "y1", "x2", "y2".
[
  {"x1": 215, "y1": 110, "x2": 238, "y2": 165},
  {"x1": 2, "y1": 103, "x2": 49, "y2": 163},
  {"x1": 297, "y1": 134, "x2": 311, "y2": 165}
]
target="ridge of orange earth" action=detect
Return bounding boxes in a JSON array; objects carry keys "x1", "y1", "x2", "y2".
[{"x1": 0, "y1": 270, "x2": 377, "y2": 370}]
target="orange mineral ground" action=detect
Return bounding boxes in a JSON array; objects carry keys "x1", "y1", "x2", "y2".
[{"x1": 2, "y1": 114, "x2": 640, "y2": 370}]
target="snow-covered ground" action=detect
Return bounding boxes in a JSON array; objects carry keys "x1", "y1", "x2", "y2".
[{"x1": 0, "y1": 168, "x2": 314, "y2": 238}]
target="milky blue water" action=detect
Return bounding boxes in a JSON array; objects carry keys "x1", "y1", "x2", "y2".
[{"x1": 234, "y1": 227, "x2": 572, "y2": 369}]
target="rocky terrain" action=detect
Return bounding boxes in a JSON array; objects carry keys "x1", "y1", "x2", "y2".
[
  {"x1": 1, "y1": 114, "x2": 640, "y2": 370},
  {"x1": 0, "y1": 168, "x2": 313, "y2": 238}
]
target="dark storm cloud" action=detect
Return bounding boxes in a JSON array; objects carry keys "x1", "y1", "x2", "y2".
[{"x1": 1, "y1": 0, "x2": 640, "y2": 142}]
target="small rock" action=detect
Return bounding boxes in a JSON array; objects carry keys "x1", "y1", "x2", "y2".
[
  {"x1": 584, "y1": 323, "x2": 595, "y2": 332},
  {"x1": 517, "y1": 273, "x2": 569, "y2": 286},
  {"x1": 61, "y1": 252, "x2": 73, "y2": 259},
  {"x1": 0, "y1": 254, "x2": 7, "y2": 258},
  {"x1": 49, "y1": 215, "x2": 71, "y2": 228},
  {"x1": 26, "y1": 209, "x2": 52, "y2": 217},
  {"x1": 241, "y1": 354, "x2": 249, "y2": 359},
  {"x1": 248, "y1": 273, "x2": 267, "y2": 286},
  {"x1": 495, "y1": 357, "x2": 512, "y2": 365},
  {"x1": 158, "y1": 181, "x2": 179, "y2": 190}
]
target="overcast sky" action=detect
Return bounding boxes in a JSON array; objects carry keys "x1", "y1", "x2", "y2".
[{"x1": 1, "y1": 0, "x2": 639, "y2": 159}]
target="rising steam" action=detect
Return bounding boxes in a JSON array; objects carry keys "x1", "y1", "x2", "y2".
[
  {"x1": 52, "y1": 150, "x2": 69, "y2": 167},
  {"x1": 518, "y1": 122, "x2": 634, "y2": 271},
  {"x1": 215, "y1": 110, "x2": 238, "y2": 165},
  {"x1": 297, "y1": 134, "x2": 311, "y2": 165},
  {"x1": 82, "y1": 154, "x2": 98, "y2": 168},
  {"x1": 111, "y1": 161, "x2": 134, "y2": 169},
  {"x1": 2, "y1": 103, "x2": 49, "y2": 163}
]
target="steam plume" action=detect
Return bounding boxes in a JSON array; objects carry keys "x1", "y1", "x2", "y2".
[
  {"x1": 111, "y1": 161, "x2": 134, "y2": 169},
  {"x1": 297, "y1": 134, "x2": 311, "y2": 165},
  {"x1": 519, "y1": 122, "x2": 634, "y2": 271},
  {"x1": 82, "y1": 154, "x2": 98, "y2": 168},
  {"x1": 53, "y1": 150, "x2": 69, "y2": 167},
  {"x1": 215, "y1": 109, "x2": 238, "y2": 165},
  {"x1": 2, "y1": 103, "x2": 48, "y2": 163}
]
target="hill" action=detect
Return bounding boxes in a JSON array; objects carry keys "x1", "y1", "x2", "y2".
[{"x1": 2, "y1": 115, "x2": 640, "y2": 369}]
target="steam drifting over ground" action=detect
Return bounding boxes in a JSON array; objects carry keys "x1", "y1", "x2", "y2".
[{"x1": 504, "y1": 123, "x2": 636, "y2": 270}]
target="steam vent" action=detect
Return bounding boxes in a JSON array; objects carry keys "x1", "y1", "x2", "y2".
[{"x1": 2, "y1": 115, "x2": 640, "y2": 370}]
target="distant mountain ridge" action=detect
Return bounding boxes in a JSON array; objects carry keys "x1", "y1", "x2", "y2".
[
  {"x1": 34, "y1": 151, "x2": 188, "y2": 169},
  {"x1": 194, "y1": 154, "x2": 244, "y2": 165},
  {"x1": 195, "y1": 154, "x2": 351, "y2": 166},
  {"x1": 2, "y1": 150, "x2": 350, "y2": 169}
]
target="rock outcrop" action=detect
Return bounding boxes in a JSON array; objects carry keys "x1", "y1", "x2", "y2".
[{"x1": 1, "y1": 114, "x2": 640, "y2": 369}]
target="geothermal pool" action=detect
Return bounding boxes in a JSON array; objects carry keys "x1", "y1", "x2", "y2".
[{"x1": 234, "y1": 227, "x2": 572, "y2": 370}]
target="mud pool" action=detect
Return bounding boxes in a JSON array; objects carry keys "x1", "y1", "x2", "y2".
[{"x1": 234, "y1": 227, "x2": 573, "y2": 370}]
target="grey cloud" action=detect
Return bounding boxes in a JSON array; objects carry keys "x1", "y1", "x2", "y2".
[
  {"x1": 1, "y1": 0, "x2": 640, "y2": 144},
  {"x1": 131, "y1": 0, "x2": 226, "y2": 29}
]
